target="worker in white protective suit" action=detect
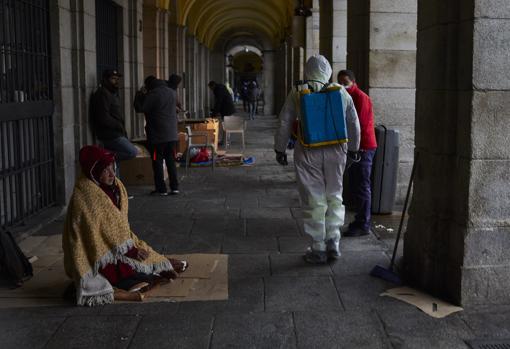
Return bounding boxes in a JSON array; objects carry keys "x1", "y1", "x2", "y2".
[{"x1": 274, "y1": 55, "x2": 360, "y2": 264}]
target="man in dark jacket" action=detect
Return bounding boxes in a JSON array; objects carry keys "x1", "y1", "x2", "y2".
[
  {"x1": 134, "y1": 77, "x2": 179, "y2": 196},
  {"x1": 246, "y1": 81, "x2": 259, "y2": 120},
  {"x1": 208, "y1": 81, "x2": 235, "y2": 118},
  {"x1": 90, "y1": 70, "x2": 138, "y2": 161},
  {"x1": 338, "y1": 69, "x2": 377, "y2": 237}
]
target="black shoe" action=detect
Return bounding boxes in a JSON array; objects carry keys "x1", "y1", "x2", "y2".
[
  {"x1": 303, "y1": 249, "x2": 328, "y2": 265},
  {"x1": 170, "y1": 190, "x2": 180, "y2": 195},
  {"x1": 326, "y1": 239, "x2": 341, "y2": 260},
  {"x1": 150, "y1": 190, "x2": 168, "y2": 196},
  {"x1": 343, "y1": 227, "x2": 370, "y2": 237}
]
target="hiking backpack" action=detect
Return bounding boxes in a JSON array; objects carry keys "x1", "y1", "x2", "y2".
[{"x1": 0, "y1": 228, "x2": 33, "y2": 287}]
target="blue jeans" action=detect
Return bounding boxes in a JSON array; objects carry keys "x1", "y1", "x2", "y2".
[
  {"x1": 102, "y1": 137, "x2": 138, "y2": 161},
  {"x1": 348, "y1": 149, "x2": 376, "y2": 231}
]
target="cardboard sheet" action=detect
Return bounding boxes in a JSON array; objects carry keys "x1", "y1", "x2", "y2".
[
  {"x1": 167, "y1": 254, "x2": 218, "y2": 279},
  {"x1": 381, "y1": 287, "x2": 463, "y2": 318},
  {"x1": 144, "y1": 278, "x2": 196, "y2": 298},
  {"x1": 0, "y1": 252, "x2": 228, "y2": 307},
  {"x1": 180, "y1": 254, "x2": 228, "y2": 302}
]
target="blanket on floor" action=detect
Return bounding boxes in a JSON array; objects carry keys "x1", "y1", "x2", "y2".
[{"x1": 62, "y1": 176, "x2": 172, "y2": 306}]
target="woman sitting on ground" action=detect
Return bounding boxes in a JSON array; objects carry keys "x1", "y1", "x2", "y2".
[{"x1": 63, "y1": 145, "x2": 184, "y2": 306}]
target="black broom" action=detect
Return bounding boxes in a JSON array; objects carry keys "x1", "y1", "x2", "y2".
[{"x1": 370, "y1": 152, "x2": 418, "y2": 284}]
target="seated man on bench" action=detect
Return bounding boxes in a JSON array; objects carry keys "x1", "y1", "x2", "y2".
[{"x1": 62, "y1": 145, "x2": 185, "y2": 306}]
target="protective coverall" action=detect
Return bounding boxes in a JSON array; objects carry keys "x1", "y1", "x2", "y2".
[{"x1": 274, "y1": 55, "x2": 360, "y2": 253}]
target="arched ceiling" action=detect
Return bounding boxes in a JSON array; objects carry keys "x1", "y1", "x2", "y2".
[
  {"x1": 227, "y1": 45, "x2": 262, "y2": 57},
  {"x1": 178, "y1": 0, "x2": 293, "y2": 48}
]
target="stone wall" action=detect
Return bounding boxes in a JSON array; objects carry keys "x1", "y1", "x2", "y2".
[
  {"x1": 50, "y1": 0, "x2": 145, "y2": 204},
  {"x1": 405, "y1": 0, "x2": 510, "y2": 306}
]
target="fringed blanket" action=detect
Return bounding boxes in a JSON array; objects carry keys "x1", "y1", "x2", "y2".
[{"x1": 62, "y1": 176, "x2": 173, "y2": 306}]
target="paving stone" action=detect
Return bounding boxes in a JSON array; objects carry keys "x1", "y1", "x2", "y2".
[
  {"x1": 258, "y1": 196, "x2": 301, "y2": 208},
  {"x1": 179, "y1": 278, "x2": 264, "y2": 314},
  {"x1": 192, "y1": 208, "x2": 240, "y2": 219},
  {"x1": 330, "y1": 251, "x2": 390, "y2": 277},
  {"x1": 161, "y1": 234, "x2": 224, "y2": 254},
  {"x1": 376, "y1": 306, "x2": 474, "y2": 349},
  {"x1": 211, "y1": 312, "x2": 296, "y2": 349},
  {"x1": 0, "y1": 305, "x2": 103, "y2": 319},
  {"x1": 460, "y1": 310, "x2": 510, "y2": 338},
  {"x1": 0, "y1": 316, "x2": 65, "y2": 349},
  {"x1": 225, "y1": 196, "x2": 259, "y2": 208},
  {"x1": 130, "y1": 217, "x2": 193, "y2": 236},
  {"x1": 100, "y1": 302, "x2": 179, "y2": 316},
  {"x1": 246, "y1": 218, "x2": 300, "y2": 237},
  {"x1": 265, "y1": 276, "x2": 342, "y2": 311},
  {"x1": 340, "y1": 235, "x2": 387, "y2": 252},
  {"x1": 191, "y1": 218, "x2": 245, "y2": 236},
  {"x1": 290, "y1": 207, "x2": 305, "y2": 218},
  {"x1": 334, "y1": 274, "x2": 399, "y2": 311},
  {"x1": 223, "y1": 236, "x2": 278, "y2": 253},
  {"x1": 270, "y1": 254, "x2": 332, "y2": 276},
  {"x1": 45, "y1": 316, "x2": 140, "y2": 348},
  {"x1": 186, "y1": 197, "x2": 226, "y2": 209},
  {"x1": 294, "y1": 310, "x2": 388, "y2": 349},
  {"x1": 229, "y1": 254, "x2": 271, "y2": 279},
  {"x1": 278, "y1": 236, "x2": 311, "y2": 253},
  {"x1": 130, "y1": 313, "x2": 213, "y2": 348},
  {"x1": 241, "y1": 208, "x2": 293, "y2": 219}
]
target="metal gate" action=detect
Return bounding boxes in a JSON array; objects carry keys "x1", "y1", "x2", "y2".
[
  {"x1": 0, "y1": 0, "x2": 55, "y2": 227},
  {"x1": 96, "y1": 0, "x2": 119, "y2": 79}
]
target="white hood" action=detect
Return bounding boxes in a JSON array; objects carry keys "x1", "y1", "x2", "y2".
[{"x1": 304, "y1": 55, "x2": 332, "y2": 91}]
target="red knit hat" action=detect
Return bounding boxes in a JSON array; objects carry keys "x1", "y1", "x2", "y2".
[{"x1": 79, "y1": 145, "x2": 115, "y2": 182}]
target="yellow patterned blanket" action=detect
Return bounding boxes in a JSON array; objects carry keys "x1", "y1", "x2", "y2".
[{"x1": 62, "y1": 176, "x2": 173, "y2": 306}]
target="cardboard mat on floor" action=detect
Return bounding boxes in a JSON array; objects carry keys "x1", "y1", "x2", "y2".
[{"x1": 0, "y1": 244, "x2": 228, "y2": 308}]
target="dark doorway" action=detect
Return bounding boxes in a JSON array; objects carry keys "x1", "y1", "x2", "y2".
[
  {"x1": 95, "y1": 0, "x2": 120, "y2": 80},
  {"x1": 0, "y1": 0, "x2": 55, "y2": 227}
]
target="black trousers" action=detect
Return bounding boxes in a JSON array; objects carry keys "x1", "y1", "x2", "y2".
[{"x1": 148, "y1": 141, "x2": 179, "y2": 193}]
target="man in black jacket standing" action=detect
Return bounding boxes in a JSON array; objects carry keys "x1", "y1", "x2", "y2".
[
  {"x1": 134, "y1": 77, "x2": 179, "y2": 196},
  {"x1": 208, "y1": 81, "x2": 235, "y2": 119},
  {"x1": 90, "y1": 70, "x2": 138, "y2": 162}
]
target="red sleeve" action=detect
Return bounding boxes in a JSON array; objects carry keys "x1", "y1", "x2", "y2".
[
  {"x1": 99, "y1": 264, "x2": 119, "y2": 285},
  {"x1": 124, "y1": 246, "x2": 139, "y2": 259}
]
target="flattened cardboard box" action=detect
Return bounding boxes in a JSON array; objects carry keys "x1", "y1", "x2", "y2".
[{"x1": 0, "y1": 253, "x2": 228, "y2": 307}]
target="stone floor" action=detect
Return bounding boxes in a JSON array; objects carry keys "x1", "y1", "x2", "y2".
[{"x1": 2, "y1": 114, "x2": 510, "y2": 349}]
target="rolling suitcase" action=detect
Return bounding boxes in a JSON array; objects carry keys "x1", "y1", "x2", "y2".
[{"x1": 371, "y1": 125, "x2": 399, "y2": 214}]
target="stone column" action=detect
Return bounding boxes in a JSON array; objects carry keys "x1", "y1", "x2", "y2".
[
  {"x1": 210, "y1": 50, "x2": 224, "y2": 85},
  {"x1": 347, "y1": 0, "x2": 417, "y2": 203},
  {"x1": 320, "y1": 0, "x2": 347, "y2": 73},
  {"x1": 125, "y1": 0, "x2": 145, "y2": 140},
  {"x1": 286, "y1": 38, "x2": 295, "y2": 94},
  {"x1": 197, "y1": 43, "x2": 204, "y2": 117},
  {"x1": 291, "y1": 11, "x2": 305, "y2": 83},
  {"x1": 186, "y1": 34, "x2": 200, "y2": 118},
  {"x1": 263, "y1": 50, "x2": 275, "y2": 115},
  {"x1": 405, "y1": 0, "x2": 510, "y2": 306},
  {"x1": 305, "y1": 0, "x2": 320, "y2": 61},
  {"x1": 158, "y1": 9, "x2": 169, "y2": 79},
  {"x1": 204, "y1": 48, "x2": 210, "y2": 110},
  {"x1": 143, "y1": 5, "x2": 160, "y2": 77},
  {"x1": 274, "y1": 42, "x2": 289, "y2": 112},
  {"x1": 178, "y1": 26, "x2": 186, "y2": 110}
]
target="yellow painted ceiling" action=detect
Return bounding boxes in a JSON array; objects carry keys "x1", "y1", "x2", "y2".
[{"x1": 177, "y1": 0, "x2": 293, "y2": 48}]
